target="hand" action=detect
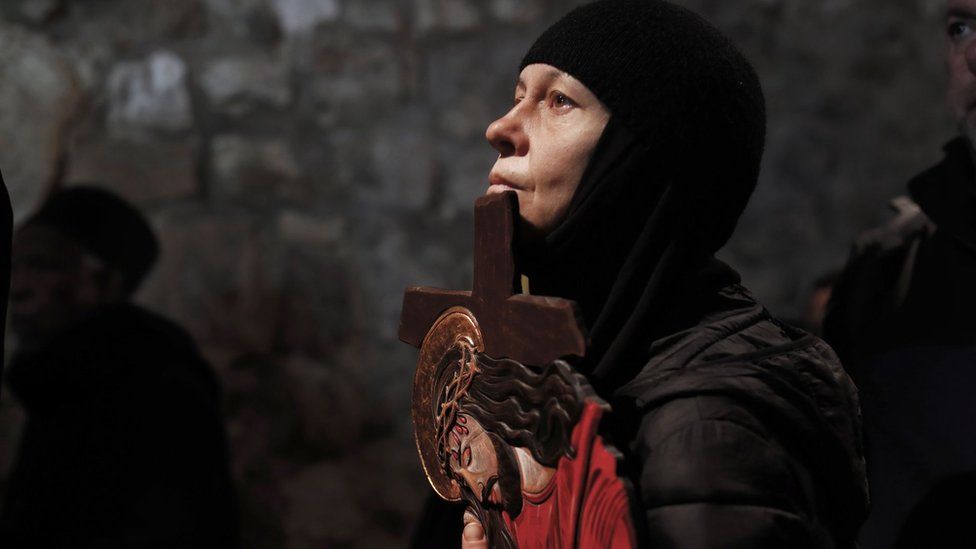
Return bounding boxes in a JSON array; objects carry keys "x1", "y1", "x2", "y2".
[{"x1": 461, "y1": 509, "x2": 488, "y2": 549}]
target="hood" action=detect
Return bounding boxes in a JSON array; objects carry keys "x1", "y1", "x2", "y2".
[{"x1": 514, "y1": 0, "x2": 767, "y2": 390}]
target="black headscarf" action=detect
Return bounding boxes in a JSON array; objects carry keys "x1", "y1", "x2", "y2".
[{"x1": 515, "y1": 0, "x2": 767, "y2": 390}]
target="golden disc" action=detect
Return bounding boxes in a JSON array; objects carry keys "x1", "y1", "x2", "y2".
[{"x1": 411, "y1": 306, "x2": 484, "y2": 501}]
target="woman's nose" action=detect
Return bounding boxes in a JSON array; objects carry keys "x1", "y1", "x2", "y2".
[
  {"x1": 485, "y1": 109, "x2": 528, "y2": 157},
  {"x1": 965, "y1": 38, "x2": 976, "y2": 76}
]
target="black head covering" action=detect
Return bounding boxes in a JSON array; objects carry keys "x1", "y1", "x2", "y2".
[
  {"x1": 24, "y1": 186, "x2": 159, "y2": 294},
  {"x1": 515, "y1": 0, "x2": 766, "y2": 390}
]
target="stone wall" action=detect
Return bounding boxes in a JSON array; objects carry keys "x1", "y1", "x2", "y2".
[{"x1": 0, "y1": 0, "x2": 955, "y2": 546}]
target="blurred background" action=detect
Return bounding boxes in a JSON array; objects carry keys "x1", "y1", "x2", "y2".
[{"x1": 0, "y1": 0, "x2": 955, "y2": 546}]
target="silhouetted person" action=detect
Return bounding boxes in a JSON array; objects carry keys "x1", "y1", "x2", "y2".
[
  {"x1": 0, "y1": 187, "x2": 238, "y2": 548},
  {"x1": 825, "y1": 1, "x2": 976, "y2": 547},
  {"x1": 804, "y1": 270, "x2": 841, "y2": 336},
  {"x1": 0, "y1": 169, "x2": 12, "y2": 384},
  {"x1": 895, "y1": 472, "x2": 976, "y2": 549}
]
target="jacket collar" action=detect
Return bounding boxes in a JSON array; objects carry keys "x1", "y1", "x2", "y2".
[{"x1": 909, "y1": 136, "x2": 976, "y2": 253}]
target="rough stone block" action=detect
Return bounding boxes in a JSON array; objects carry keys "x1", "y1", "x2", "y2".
[
  {"x1": 211, "y1": 134, "x2": 306, "y2": 202},
  {"x1": 424, "y1": 33, "x2": 528, "y2": 127},
  {"x1": 277, "y1": 210, "x2": 344, "y2": 245},
  {"x1": 436, "y1": 93, "x2": 492, "y2": 139},
  {"x1": 488, "y1": 0, "x2": 542, "y2": 23},
  {"x1": 273, "y1": 247, "x2": 356, "y2": 360},
  {"x1": 413, "y1": 0, "x2": 481, "y2": 33},
  {"x1": 65, "y1": 136, "x2": 200, "y2": 205},
  {"x1": 277, "y1": 438, "x2": 426, "y2": 547},
  {"x1": 203, "y1": 0, "x2": 282, "y2": 43},
  {"x1": 319, "y1": 127, "x2": 374, "y2": 197},
  {"x1": 305, "y1": 31, "x2": 400, "y2": 121},
  {"x1": 1, "y1": 0, "x2": 62, "y2": 24},
  {"x1": 344, "y1": 0, "x2": 400, "y2": 31},
  {"x1": 60, "y1": 40, "x2": 115, "y2": 96},
  {"x1": 367, "y1": 111, "x2": 435, "y2": 211},
  {"x1": 107, "y1": 50, "x2": 194, "y2": 135},
  {"x1": 347, "y1": 212, "x2": 472, "y2": 342},
  {"x1": 437, "y1": 140, "x2": 494, "y2": 217},
  {"x1": 137, "y1": 209, "x2": 277, "y2": 354},
  {"x1": 270, "y1": 0, "x2": 339, "y2": 36},
  {"x1": 280, "y1": 461, "x2": 365, "y2": 543},
  {"x1": 0, "y1": 23, "x2": 81, "y2": 223},
  {"x1": 201, "y1": 56, "x2": 292, "y2": 114}
]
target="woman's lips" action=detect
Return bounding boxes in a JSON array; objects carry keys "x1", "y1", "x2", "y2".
[
  {"x1": 487, "y1": 184, "x2": 518, "y2": 195},
  {"x1": 487, "y1": 173, "x2": 521, "y2": 194}
]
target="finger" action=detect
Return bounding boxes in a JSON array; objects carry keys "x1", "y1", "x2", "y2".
[{"x1": 461, "y1": 520, "x2": 488, "y2": 549}]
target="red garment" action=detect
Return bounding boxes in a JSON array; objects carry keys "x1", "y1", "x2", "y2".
[{"x1": 502, "y1": 402, "x2": 637, "y2": 548}]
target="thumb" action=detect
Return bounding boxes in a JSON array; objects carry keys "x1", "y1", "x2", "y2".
[{"x1": 461, "y1": 517, "x2": 488, "y2": 549}]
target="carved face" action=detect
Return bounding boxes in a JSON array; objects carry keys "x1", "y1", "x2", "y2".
[
  {"x1": 447, "y1": 414, "x2": 503, "y2": 506},
  {"x1": 485, "y1": 63, "x2": 610, "y2": 237}
]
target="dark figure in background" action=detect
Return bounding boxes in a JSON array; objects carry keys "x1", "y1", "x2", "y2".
[
  {"x1": 0, "y1": 187, "x2": 239, "y2": 548},
  {"x1": 414, "y1": 1, "x2": 869, "y2": 547},
  {"x1": 0, "y1": 170, "x2": 13, "y2": 383},
  {"x1": 804, "y1": 270, "x2": 842, "y2": 336},
  {"x1": 895, "y1": 473, "x2": 976, "y2": 549},
  {"x1": 825, "y1": 1, "x2": 976, "y2": 547}
]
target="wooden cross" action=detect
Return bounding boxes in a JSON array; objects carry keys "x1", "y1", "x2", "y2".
[
  {"x1": 398, "y1": 191, "x2": 586, "y2": 366},
  {"x1": 399, "y1": 194, "x2": 640, "y2": 548}
]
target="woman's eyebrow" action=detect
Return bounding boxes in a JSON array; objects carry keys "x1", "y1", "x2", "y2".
[
  {"x1": 547, "y1": 68, "x2": 567, "y2": 80},
  {"x1": 517, "y1": 68, "x2": 566, "y2": 90},
  {"x1": 948, "y1": 7, "x2": 976, "y2": 19}
]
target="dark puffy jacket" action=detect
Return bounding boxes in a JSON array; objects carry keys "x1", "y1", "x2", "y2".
[{"x1": 615, "y1": 284, "x2": 869, "y2": 548}]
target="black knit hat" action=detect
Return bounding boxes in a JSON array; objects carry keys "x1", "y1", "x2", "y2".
[
  {"x1": 24, "y1": 186, "x2": 159, "y2": 294},
  {"x1": 521, "y1": 0, "x2": 765, "y2": 188}
]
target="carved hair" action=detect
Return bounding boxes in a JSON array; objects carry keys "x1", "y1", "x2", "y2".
[
  {"x1": 433, "y1": 350, "x2": 586, "y2": 549},
  {"x1": 459, "y1": 355, "x2": 583, "y2": 467}
]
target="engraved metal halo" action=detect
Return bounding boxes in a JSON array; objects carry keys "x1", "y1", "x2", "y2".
[{"x1": 411, "y1": 306, "x2": 484, "y2": 501}]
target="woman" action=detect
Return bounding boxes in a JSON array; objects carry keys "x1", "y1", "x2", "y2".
[{"x1": 433, "y1": 1, "x2": 870, "y2": 547}]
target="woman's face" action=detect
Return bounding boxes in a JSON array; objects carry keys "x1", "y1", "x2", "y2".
[{"x1": 485, "y1": 63, "x2": 610, "y2": 236}]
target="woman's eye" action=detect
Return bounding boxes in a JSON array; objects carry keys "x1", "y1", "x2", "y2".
[
  {"x1": 949, "y1": 20, "x2": 973, "y2": 41},
  {"x1": 552, "y1": 93, "x2": 573, "y2": 109},
  {"x1": 462, "y1": 447, "x2": 472, "y2": 467}
]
